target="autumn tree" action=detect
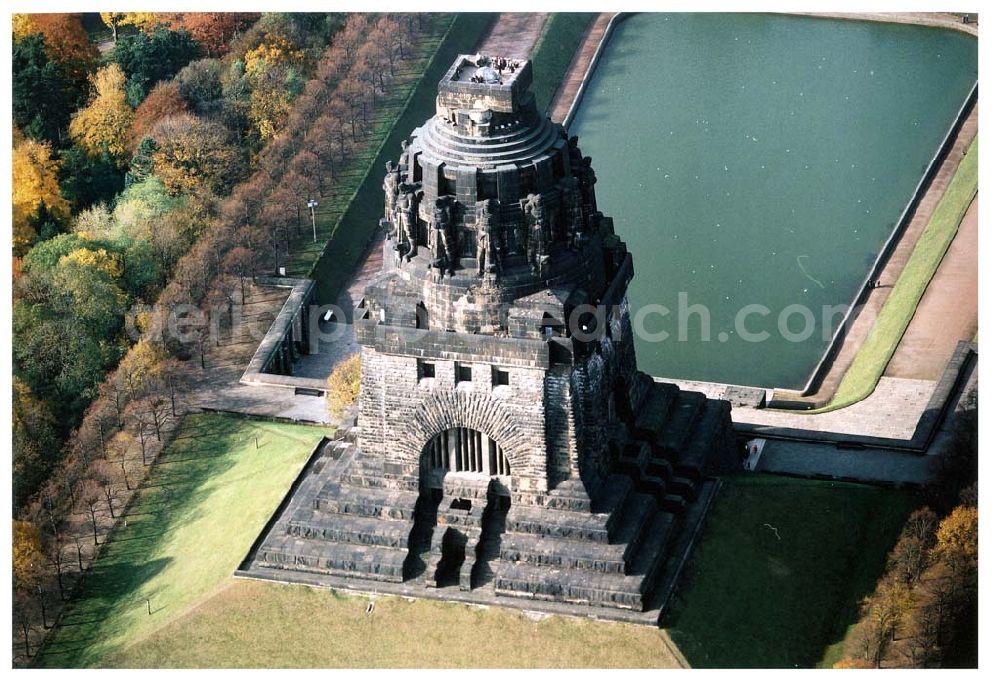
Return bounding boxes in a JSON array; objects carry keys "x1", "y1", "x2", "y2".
[
  {"x1": 12, "y1": 138, "x2": 70, "y2": 256},
  {"x1": 165, "y1": 13, "x2": 259, "y2": 56},
  {"x1": 13, "y1": 34, "x2": 78, "y2": 143},
  {"x1": 128, "y1": 80, "x2": 189, "y2": 152},
  {"x1": 90, "y1": 459, "x2": 121, "y2": 520},
  {"x1": 148, "y1": 114, "x2": 242, "y2": 196},
  {"x1": 327, "y1": 354, "x2": 361, "y2": 420},
  {"x1": 13, "y1": 520, "x2": 45, "y2": 592},
  {"x1": 69, "y1": 64, "x2": 136, "y2": 163},
  {"x1": 934, "y1": 505, "x2": 977, "y2": 583},
  {"x1": 176, "y1": 58, "x2": 225, "y2": 114},
  {"x1": 100, "y1": 12, "x2": 163, "y2": 43},
  {"x1": 13, "y1": 13, "x2": 98, "y2": 81},
  {"x1": 42, "y1": 531, "x2": 70, "y2": 600}
]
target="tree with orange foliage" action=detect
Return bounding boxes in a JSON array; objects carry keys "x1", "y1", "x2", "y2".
[
  {"x1": 164, "y1": 13, "x2": 259, "y2": 56},
  {"x1": 13, "y1": 13, "x2": 97, "y2": 80},
  {"x1": 128, "y1": 80, "x2": 189, "y2": 152}
]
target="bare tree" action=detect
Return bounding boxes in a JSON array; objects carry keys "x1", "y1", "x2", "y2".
[
  {"x1": 76, "y1": 479, "x2": 104, "y2": 546},
  {"x1": 42, "y1": 534, "x2": 69, "y2": 601}
]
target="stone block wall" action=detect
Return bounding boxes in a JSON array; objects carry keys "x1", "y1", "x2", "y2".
[{"x1": 357, "y1": 346, "x2": 552, "y2": 491}]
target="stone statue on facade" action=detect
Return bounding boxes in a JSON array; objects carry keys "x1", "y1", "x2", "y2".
[
  {"x1": 475, "y1": 198, "x2": 502, "y2": 276},
  {"x1": 383, "y1": 161, "x2": 401, "y2": 224},
  {"x1": 395, "y1": 184, "x2": 418, "y2": 261},
  {"x1": 430, "y1": 196, "x2": 456, "y2": 276},
  {"x1": 522, "y1": 193, "x2": 550, "y2": 276}
]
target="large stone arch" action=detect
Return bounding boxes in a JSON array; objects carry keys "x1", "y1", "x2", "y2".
[{"x1": 404, "y1": 391, "x2": 533, "y2": 475}]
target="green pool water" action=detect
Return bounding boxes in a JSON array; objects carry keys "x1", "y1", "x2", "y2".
[{"x1": 570, "y1": 13, "x2": 977, "y2": 388}]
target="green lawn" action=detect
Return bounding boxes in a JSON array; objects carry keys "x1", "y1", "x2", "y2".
[
  {"x1": 822, "y1": 136, "x2": 978, "y2": 411},
  {"x1": 304, "y1": 13, "x2": 498, "y2": 302},
  {"x1": 35, "y1": 414, "x2": 331, "y2": 668},
  {"x1": 36, "y1": 412, "x2": 681, "y2": 669},
  {"x1": 666, "y1": 474, "x2": 916, "y2": 668},
  {"x1": 103, "y1": 580, "x2": 683, "y2": 668},
  {"x1": 530, "y1": 13, "x2": 599, "y2": 114}
]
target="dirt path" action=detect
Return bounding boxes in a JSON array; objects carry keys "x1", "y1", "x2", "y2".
[
  {"x1": 787, "y1": 11, "x2": 978, "y2": 36},
  {"x1": 477, "y1": 13, "x2": 549, "y2": 60},
  {"x1": 886, "y1": 196, "x2": 978, "y2": 379}
]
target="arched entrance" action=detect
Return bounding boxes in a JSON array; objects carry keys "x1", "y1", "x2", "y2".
[{"x1": 422, "y1": 427, "x2": 511, "y2": 478}]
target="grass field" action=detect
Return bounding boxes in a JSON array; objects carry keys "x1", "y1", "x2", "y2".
[
  {"x1": 36, "y1": 411, "x2": 681, "y2": 669},
  {"x1": 35, "y1": 414, "x2": 331, "y2": 667},
  {"x1": 822, "y1": 136, "x2": 978, "y2": 411},
  {"x1": 104, "y1": 580, "x2": 683, "y2": 668},
  {"x1": 665, "y1": 474, "x2": 917, "y2": 668},
  {"x1": 530, "y1": 13, "x2": 600, "y2": 114}
]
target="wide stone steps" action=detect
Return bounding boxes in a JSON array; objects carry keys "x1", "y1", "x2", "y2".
[
  {"x1": 315, "y1": 484, "x2": 419, "y2": 521},
  {"x1": 656, "y1": 391, "x2": 706, "y2": 456},
  {"x1": 628, "y1": 511, "x2": 678, "y2": 596},
  {"x1": 494, "y1": 561, "x2": 645, "y2": 611},
  {"x1": 499, "y1": 534, "x2": 630, "y2": 574},
  {"x1": 505, "y1": 504, "x2": 612, "y2": 543},
  {"x1": 256, "y1": 535, "x2": 409, "y2": 583},
  {"x1": 285, "y1": 509, "x2": 413, "y2": 549},
  {"x1": 675, "y1": 400, "x2": 726, "y2": 478},
  {"x1": 634, "y1": 383, "x2": 679, "y2": 440}
]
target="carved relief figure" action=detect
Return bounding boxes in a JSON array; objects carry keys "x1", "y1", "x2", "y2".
[
  {"x1": 475, "y1": 198, "x2": 502, "y2": 275},
  {"x1": 522, "y1": 193, "x2": 550, "y2": 276},
  {"x1": 396, "y1": 184, "x2": 418, "y2": 261},
  {"x1": 383, "y1": 161, "x2": 401, "y2": 224},
  {"x1": 430, "y1": 196, "x2": 456, "y2": 275}
]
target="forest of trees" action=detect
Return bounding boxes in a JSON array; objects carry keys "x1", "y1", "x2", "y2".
[
  {"x1": 12, "y1": 11, "x2": 440, "y2": 663},
  {"x1": 12, "y1": 11, "x2": 346, "y2": 508}
]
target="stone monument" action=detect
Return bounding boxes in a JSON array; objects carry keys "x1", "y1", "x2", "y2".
[{"x1": 246, "y1": 54, "x2": 740, "y2": 622}]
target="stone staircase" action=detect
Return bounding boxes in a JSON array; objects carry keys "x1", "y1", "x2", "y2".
[
  {"x1": 249, "y1": 376, "x2": 736, "y2": 616},
  {"x1": 255, "y1": 450, "x2": 423, "y2": 584}
]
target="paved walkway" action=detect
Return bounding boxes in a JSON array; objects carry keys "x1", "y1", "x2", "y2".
[
  {"x1": 789, "y1": 11, "x2": 978, "y2": 36},
  {"x1": 755, "y1": 363, "x2": 976, "y2": 484},
  {"x1": 477, "y1": 13, "x2": 549, "y2": 60},
  {"x1": 550, "y1": 13, "x2": 614, "y2": 123},
  {"x1": 671, "y1": 376, "x2": 937, "y2": 441},
  {"x1": 886, "y1": 196, "x2": 978, "y2": 380},
  {"x1": 755, "y1": 440, "x2": 936, "y2": 485}
]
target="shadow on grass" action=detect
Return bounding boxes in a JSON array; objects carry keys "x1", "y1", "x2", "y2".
[
  {"x1": 664, "y1": 474, "x2": 916, "y2": 668},
  {"x1": 34, "y1": 415, "x2": 253, "y2": 668}
]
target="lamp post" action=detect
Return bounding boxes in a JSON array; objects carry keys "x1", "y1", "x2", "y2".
[{"x1": 307, "y1": 199, "x2": 319, "y2": 242}]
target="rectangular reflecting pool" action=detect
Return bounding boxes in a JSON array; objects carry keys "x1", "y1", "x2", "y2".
[{"x1": 570, "y1": 13, "x2": 977, "y2": 388}]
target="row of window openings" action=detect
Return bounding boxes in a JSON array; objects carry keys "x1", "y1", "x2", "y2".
[{"x1": 418, "y1": 361, "x2": 509, "y2": 386}]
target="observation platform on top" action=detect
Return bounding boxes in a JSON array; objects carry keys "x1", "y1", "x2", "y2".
[{"x1": 438, "y1": 54, "x2": 533, "y2": 115}]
